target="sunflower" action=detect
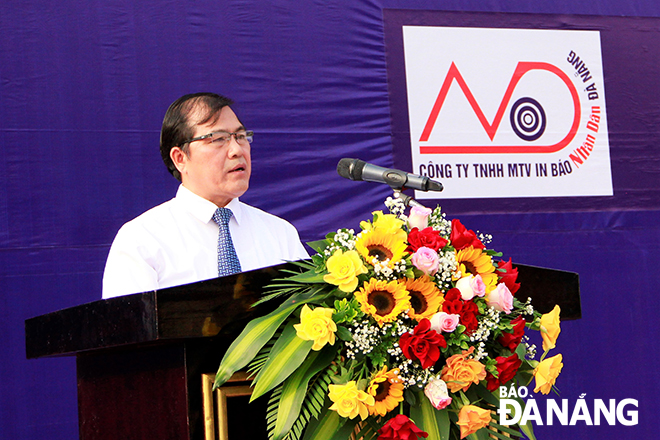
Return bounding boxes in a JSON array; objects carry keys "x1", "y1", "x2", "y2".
[
  {"x1": 372, "y1": 211, "x2": 408, "y2": 240},
  {"x1": 455, "y1": 246, "x2": 497, "y2": 292},
  {"x1": 355, "y1": 278, "x2": 410, "y2": 326},
  {"x1": 367, "y1": 366, "x2": 405, "y2": 416},
  {"x1": 355, "y1": 229, "x2": 408, "y2": 268},
  {"x1": 401, "y1": 276, "x2": 444, "y2": 321}
]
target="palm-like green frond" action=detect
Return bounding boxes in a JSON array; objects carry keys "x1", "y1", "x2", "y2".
[
  {"x1": 355, "y1": 418, "x2": 385, "y2": 440},
  {"x1": 267, "y1": 384, "x2": 283, "y2": 433},
  {"x1": 284, "y1": 366, "x2": 335, "y2": 440},
  {"x1": 266, "y1": 362, "x2": 337, "y2": 440},
  {"x1": 253, "y1": 283, "x2": 328, "y2": 308}
]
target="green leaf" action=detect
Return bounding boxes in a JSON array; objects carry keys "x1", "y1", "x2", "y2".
[
  {"x1": 355, "y1": 418, "x2": 383, "y2": 440},
  {"x1": 251, "y1": 285, "x2": 305, "y2": 308},
  {"x1": 271, "y1": 346, "x2": 337, "y2": 440},
  {"x1": 311, "y1": 253, "x2": 326, "y2": 267},
  {"x1": 301, "y1": 406, "x2": 355, "y2": 440},
  {"x1": 215, "y1": 290, "x2": 318, "y2": 388},
  {"x1": 286, "y1": 259, "x2": 318, "y2": 271},
  {"x1": 486, "y1": 430, "x2": 518, "y2": 440},
  {"x1": 404, "y1": 388, "x2": 418, "y2": 407},
  {"x1": 519, "y1": 418, "x2": 537, "y2": 440},
  {"x1": 266, "y1": 366, "x2": 335, "y2": 440},
  {"x1": 333, "y1": 310, "x2": 346, "y2": 322},
  {"x1": 251, "y1": 321, "x2": 314, "y2": 400},
  {"x1": 512, "y1": 396, "x2": 537, "y2": 440},
  {"x1": 472, "y1": 383, "x2": 500, "y2": 408},
  {"x1": 467, "y1": 427, "x2": 492, "y2": 440},
  {"x1": 409, "y1": 390, "x2": 450, "y2": 440},
  {"x1": 488, "y1": 421, "x2": 523, "y2": 438},
  {"x1": 247, "y1": 330, "x2": 280, "y2": 378},
  {"x1": 289, "y1": 270, "x2": 328, "y2": 284},
  {"x1": 336, "y1": 326, "x2": 353, "y2": 342},
  {"x1": 307, "y1": 239, "x2": 330, "y2": 254}
]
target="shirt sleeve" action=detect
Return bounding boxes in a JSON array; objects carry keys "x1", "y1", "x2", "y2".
[
  {"x1": 102, "y1": 224, "x2": 160, "y2": 298},
  {"x1": 285, "y1": 223, "x2": 311, "y2": 261}
]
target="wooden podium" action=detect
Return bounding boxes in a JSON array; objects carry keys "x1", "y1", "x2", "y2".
[{"x1": 25, "y1": 262, "x2": 580, "y2": 440}]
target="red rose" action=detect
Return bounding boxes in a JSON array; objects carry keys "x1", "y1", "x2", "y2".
[
  {"x1": 459, "y1": 301, "x2": 479, "y2": 334},
  {"x1": 450, "y1": 219, "x2": 485, "y2": 250},
  {"x1": 444, "y1": 288, "x2": 461, "y2": 302},
  {"x1": 399, "y1": 319, "x2": 447, "y2": 369},
  {"x1": 407, "y1": 227, "x2": 449, "y2": 253},
  {"x1": 486, "y1": 353, "x2": 523, "y2": 391},
  {"x1": 497, "y1": 259, "x2": 521, "y2": 295},
  {"x1": 378, "y1": 414, "x2": 428, "y2": 440},
  {"x1": 442, "y1": 289, "x2": 480, "y2": 334},
  {"x1": 498, "y1": 316, "x2": 526, "y2": 351},
  {"x1": 442, "y1": 288, "x2": 463, "y2": 314}
]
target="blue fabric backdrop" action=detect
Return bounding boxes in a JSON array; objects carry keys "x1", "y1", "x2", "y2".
[{"x1": 1, "y1": 0, "x2": 659, "y2": 439}]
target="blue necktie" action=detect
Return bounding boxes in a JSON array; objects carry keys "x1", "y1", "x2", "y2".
[{"x1": 212, "y1": 207, "x2": 242, "y2": 277}]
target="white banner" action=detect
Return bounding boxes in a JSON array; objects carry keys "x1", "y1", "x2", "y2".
[{"x1": 403, "y1": 26, "x2": 613, "y2": 199}]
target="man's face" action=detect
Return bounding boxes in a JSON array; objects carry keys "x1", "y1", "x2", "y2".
[{"x1": 171, "y1": 105, "x2": 251, "y2": 207}]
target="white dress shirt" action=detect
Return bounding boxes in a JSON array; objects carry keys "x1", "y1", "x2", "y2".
[{"x1": 102, "y1": 185, "x2": 309, "y2": 298}]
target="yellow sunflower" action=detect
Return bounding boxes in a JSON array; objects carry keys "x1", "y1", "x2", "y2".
[
  {"x1": 367, "y1": 366, "x2": 405, "y2": 416},
  {"x1": 401, "y1": 276, "x2": 444, "y2": 321},
  {"x1": 355, "y1": 229, "x2": 408, "y2": 268},
  {"x1": 372, "y1": 211, "x2": 408, "y2": 240},
  {"x1": 455, "y1": 246, "x2": 498, "y2": 292},
  {"x1": 355, "y1": 279, "x2": 410, "y2": 326}
]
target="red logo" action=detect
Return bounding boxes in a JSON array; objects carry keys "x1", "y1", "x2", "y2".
[{"x1": 419, "y1": 62, "x2": 581, "y2": 154}]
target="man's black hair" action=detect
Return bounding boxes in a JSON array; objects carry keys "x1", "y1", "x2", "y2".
[{"x1": 160, "y1": 92, "x2": 234, "y2": 181}]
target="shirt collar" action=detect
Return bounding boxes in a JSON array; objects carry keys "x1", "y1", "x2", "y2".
[
  {"x1": 225, "y1": 197, "x2": 244, "y2": 225},
  {"x1": 175, "y1": 185, "x2": 243, "y2": 225}
]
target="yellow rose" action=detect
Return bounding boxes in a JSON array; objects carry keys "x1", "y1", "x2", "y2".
[
  {"x1": 540, "y1": 305, "x2": 561, "y2": 352},
  {"x1": 328, "y1": 381, "x2": 375, "y2": 420},
  {"x1": 457, "y1": 405, "x2": 491, "y2": 438},
  {"x1": 440, "y1": 347, "x2": 487, "y2": 393},
  {"x1": 293, "y1": 305, "x2": 337, "y2": 351},
  {"x1": 534, "y1": 354, "x2": 563, "y2": 394},
  {"x1": 323, "y1": 249, "x2": 368, "y2": 293}
]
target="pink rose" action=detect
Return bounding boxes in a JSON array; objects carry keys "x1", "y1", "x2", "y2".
[
  {"x1": 455, "y1": 274, "x2": 486, "y2": 301},
  {"x1": 408, "y1": 206, "x2": 432, "y2": 230},
  {"x1": 487, "y1": 283, "x2": 514, "y2": 314},
  {"x1": 411, "y1": 247, "x2": 439, "y2": 276},
  {"x1": 429, "y1": 312, "x2": 460, "y2": 333},
  {"x1": 424, "y1": 378, "x2": 452, "y2": 410}
]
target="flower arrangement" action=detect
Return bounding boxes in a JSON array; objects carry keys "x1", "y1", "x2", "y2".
[{"x1": 214, "y1": 197, "x2": 563, "y2": 440}]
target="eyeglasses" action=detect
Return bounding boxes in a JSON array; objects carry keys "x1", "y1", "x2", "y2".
[{"x1": 179, "y1": 130, "x2": 254, "y2": 147}]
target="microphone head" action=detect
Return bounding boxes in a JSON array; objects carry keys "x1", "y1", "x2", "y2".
[
  {"x1": 427, "y1": 180, "x2": 444, "y2": 192},
  {"x1": 337, "y1": 158, "x2": 366, "y2": 181}
]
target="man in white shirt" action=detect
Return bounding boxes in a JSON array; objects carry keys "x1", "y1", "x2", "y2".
[{"x1": 102, "y1": 93, "x2": 309, "y2": 298}]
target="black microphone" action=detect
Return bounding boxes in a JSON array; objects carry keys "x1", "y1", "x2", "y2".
[{"x1": 337, "y1": 158, "x2": 443, "y2": 192}]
